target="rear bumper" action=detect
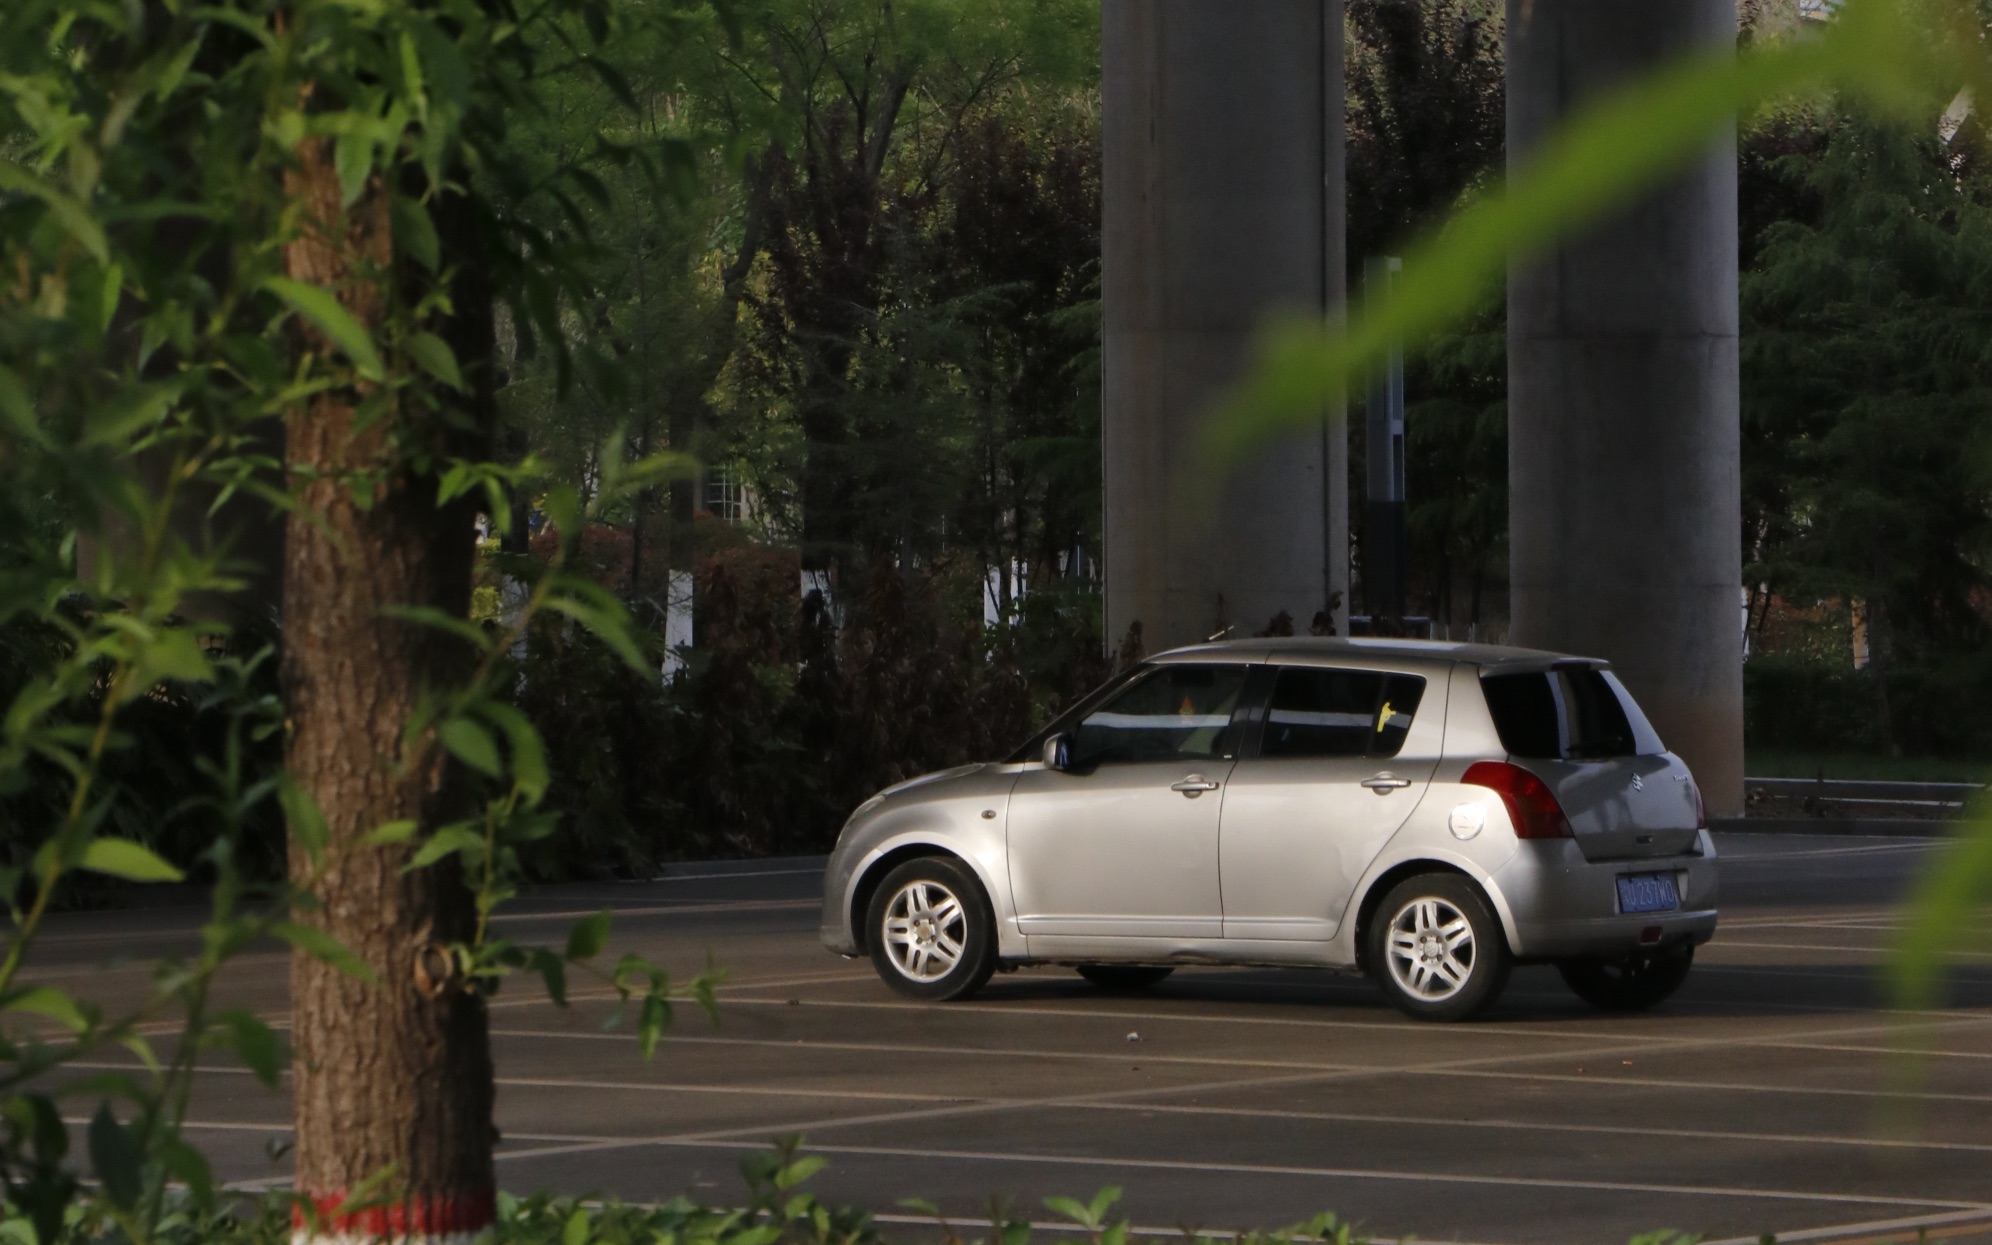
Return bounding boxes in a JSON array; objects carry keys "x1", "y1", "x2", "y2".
[{"x1": 1490, "y1": 832, "x2": 1720, "y2": 961}]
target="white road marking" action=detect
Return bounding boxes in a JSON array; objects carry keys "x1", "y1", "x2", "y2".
[
  {"x1": 1713, "y1": 939, "x2": 1992, "y2": 959},
  {"x1": 492, "y1": 899, "x2": 817, "y2": 923},
  {"x1": 1724, "y1": 843, "x2": 1945, "y2": 861},
  {"x1": 483, "y1": 1134, "x2": 1992, "y2": 1214},
  {"x1": 710, "y1": 993, "x2": 1621, "y2": 1041},
  {"x1": 1704, "y1": 1207, "x2": 1992, "y2": 1245}
]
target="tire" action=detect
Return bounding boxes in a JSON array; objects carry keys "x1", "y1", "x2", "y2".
[
  {"x1": 1558, "y1": 947, "x2": 1694, "y2": 1012},
  {"x1": 1365, "y1": 873, "x2": 1512, "y2": 1022},
  {"x1": 1076, "y1": 964, "x2": 1174, "y2": 992},
  {"x1": 865, "y1": 856, "x2": 998, "y2": 1002}
]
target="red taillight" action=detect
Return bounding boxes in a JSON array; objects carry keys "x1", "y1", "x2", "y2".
[
  {"x1": 1690, "y1": 778, "x2": 1707, "y2": 830},
  {"x1": 1462, "y1": 761, "x2": 1574, "y2": 840}
]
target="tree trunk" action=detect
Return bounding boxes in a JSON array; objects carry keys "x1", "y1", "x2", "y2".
[{"x1": 281, "y1": 133, "x2": 498, "y2": 1243}]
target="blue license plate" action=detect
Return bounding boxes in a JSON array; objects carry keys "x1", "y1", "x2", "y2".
[{"x1": 1617, "y1": 873, "x2": 1680, "y2": 915}]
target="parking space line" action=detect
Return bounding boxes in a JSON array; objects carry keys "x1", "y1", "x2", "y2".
[
  {"x1": 493, "y1": 899, "x2": 819, "y2": 923},
  {"x1": 1015, "y1": 1101, "x2": 1992, "y2": 1155},
  {"x1": 1723, "y1": 844, "x2": 1946, "y2": 861},
  {"x1": 709, "y1": 993, "x2": 1625, "y2": 1041},
  {"x1": 1436, "y1": 1065, "x2": 1992, "y2": 1103},
  {"x1": 1745, "y1": 1039, "x2": 1992, "y2": 1061},
  {"x1": 503, "y1": 1015, "x2": 1992, "y2": 1146},
  {"x1": 112, "y1": 1055, "x2": 1992, "y2": 1157},
  {"x1": 1704, "y1": 1208, "x2": 1992, "y2": 1245},
  {"x1": 1709, "y1": 939, "x2": 1992, "y2": 959},
  {"x1": 490, "y1": 1026, "x2": 1386, "y2": 1073},
  {"x1": 482, "y1": 970, "x2": 876, "y2": 1011},
  {"x1": 484, "y1": 1134, "x2": 1992, "y2": 1214}
]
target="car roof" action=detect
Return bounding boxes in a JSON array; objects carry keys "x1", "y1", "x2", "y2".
[{"x1": 1148, "y1": 635, "x2": 1602, "y2": 672}]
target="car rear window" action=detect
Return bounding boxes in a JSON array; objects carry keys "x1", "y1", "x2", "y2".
[
  {"x1": 1260, "y1": 668, "x2": 1427, "y2": 759},
  {"x1": 1481, "y1": 667, "x2": 1644, "y2": 759}
]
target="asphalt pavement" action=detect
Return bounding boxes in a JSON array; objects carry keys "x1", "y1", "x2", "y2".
[{"x1": 23, "y1": 831, "x2": 1992, "y2": 1245}]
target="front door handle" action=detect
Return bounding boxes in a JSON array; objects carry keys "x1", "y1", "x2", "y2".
[
  {"x1": 1361, "y1": 773, "x2": 1413, "y2": 794},
  {"x1": 1171, "y1": 775, "x2": 1220, "y2": 797}
]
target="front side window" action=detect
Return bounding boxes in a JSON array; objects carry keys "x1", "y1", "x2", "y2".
[
  {"x1": 1070, "y1": 664, "x2": 1247, "y2": 767},
  {"x1": 1261, "y1": 668, "x2": 1427, "y2": 759}
]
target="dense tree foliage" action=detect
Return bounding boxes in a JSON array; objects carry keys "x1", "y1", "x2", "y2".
[{"x1": 1741, "y1": 106, "x2": 1992, "y2": 755}]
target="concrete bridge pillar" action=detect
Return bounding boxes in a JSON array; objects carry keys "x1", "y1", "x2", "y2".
[
  {"x1": 1101, "y1": 0, "x2": 1346, "y2": 653},
  {"x1": 1506, "y1": 0, "x2": 1744, "y2": 814}
]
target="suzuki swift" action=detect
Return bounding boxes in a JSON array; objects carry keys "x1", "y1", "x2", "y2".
[{"x1": 819, "y1": 637, "x2": 1719, "y2": 1021}]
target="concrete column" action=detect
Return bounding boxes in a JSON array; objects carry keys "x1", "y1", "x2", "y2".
[
  {"x1": 1102, "y1": 0, "x2": 1346, "y2": 653},
  {"x1": 1506, "y1": 0, "x2": 1744, "y2": 813}
]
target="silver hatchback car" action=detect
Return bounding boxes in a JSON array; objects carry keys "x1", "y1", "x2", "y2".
[{"x1": 820, "y1": 638, "x2": 1719, "y2": 1021}]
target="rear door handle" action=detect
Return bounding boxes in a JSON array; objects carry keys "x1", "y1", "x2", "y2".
[
  {"x1": 1361, "y1": 773, "x2": 1413, "y2": 794},
  {"x1": 1171, "y1": 775, "x2": 1221, "y2": 797}
]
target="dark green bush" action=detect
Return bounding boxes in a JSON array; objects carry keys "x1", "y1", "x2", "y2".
[{"x1": 1744, "y1": 652, "x2": 1992, "y2": 759}]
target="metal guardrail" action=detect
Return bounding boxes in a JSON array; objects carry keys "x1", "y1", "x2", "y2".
[
  {"x1": 1743, "y1": 776, "x2": 1982, "y2": 823},
  {"x1": 1746, "y1": 776, "x2": 1983, "y2": 801}
]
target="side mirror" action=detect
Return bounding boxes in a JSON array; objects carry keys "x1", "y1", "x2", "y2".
[{"x1": 1042, "y1": 733, "x2": 1071, "y2": 771}]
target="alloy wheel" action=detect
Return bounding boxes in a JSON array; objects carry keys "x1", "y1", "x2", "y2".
[
  {"x1": 881, "y1": 880, "x2": 966, "y2": 982},
  {"x1": 1385, "y1": 896, "x2": 1476, "y2": 1002}
]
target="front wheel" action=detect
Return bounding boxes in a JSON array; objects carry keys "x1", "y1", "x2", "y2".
[
  {"x1": 1366, "y1": 874, "x2": 1511, "y2": 1022},
  {"x1": 865, "y1": 857, "x2": 998, "y2": 1002},
  {"x1": 1558, "y1": 947, "x2": 1694, "y2": 1012}
]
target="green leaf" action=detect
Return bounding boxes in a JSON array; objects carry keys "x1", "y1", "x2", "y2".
[
  {"x1": 1, "y1": 986, "x2": 90, "y2": 1034},
  {"x1": 543, "y1": 593, "x2": 647, "y2": 674},
  {"x1": 392, "y1": 195, "x2": 441, "y2": 272},
  {"x1": 366, "y1": 819, "x2": 419, "y2": 846},
  {"x1": 88, "y1": 1104, "x2": 141, "y2": 1210},
  {"x1": 382, "y1": 603, "x2": 490, "y2": 647},
  {"x1": 82, "y1": 382, "x2": 178, "y2": 447},
  {"x1": 773, "y1": 1155, "x2": 827, "y2": 1191},
  {"x1": 0, "y1": 162, "x2": 108, "y2": 264},
  {"x1": 79, "y1": 838, "x2": 184, "y2": 883},
  {"x1": 563, "y1": 1207, "x2": 591, "y2": 1245},
  {"x1": 279, "y1": 777, "x2": 330, "y2": 862},
  {"x1": 1894, "y1": 806, "x2": 1992, "y2": 1009},
  {"x1": 272, "y1": 920, "x2": 377, "y2": 983},
  {"x1": 478, "y1": 701, "x2": 548, "y2": 802},
  {"x1": 531, "y1": 949, "x2": 567, "y2": 1007},
  {"x1": 408, "y1": 824, "x2": 486, "y2": 870},
  {"x1": 335, "y1": 132, "x2": 372, "y2": 207},
  {"x1": 409, "y1": 15, "x2": 472, "y2": 108},
  {"x1": 156, "y1": 1137, "x2": 215, "y2": 1209},
  {"x1": 1043, "y1": 1197, "x2": 1092, "y2": 1226},
  {"x1": 564, "y1": 910, "x2": 611, "y2": 962},
  {"x1": 407, "y1": 331, "x2": 464, "y2": 391},
  {"x1": 638, "y1": 992, "x2": 669, "y2": 1061},
  {"x1": 439, "y1": 717, "x2": 502, "y2": 778},
  {"x1": 216, "y1": 1010, "x2": 283, "y2": 1088},
  {"x1": 0, "y1": 366, "x2": 44, "y2": 448},
  {"x1": 262, "y1": 277, "x2": 386, "y2": 380},
  {"x1": 130, "y1": 626, "x2": 214, "y2": 688},
  {"x1": 582, "y1": 55, "x2": 639, "y2": 112}
]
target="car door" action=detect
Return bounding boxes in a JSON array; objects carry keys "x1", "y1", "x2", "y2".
[
  {"x1": 1006, "y1": 662, "x2": 1250, "y2": 940},
  {"x1": 1218, "y1": 662, "x2": 1444, "y2": 941}
]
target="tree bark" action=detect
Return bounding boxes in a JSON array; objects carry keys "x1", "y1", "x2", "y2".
[{"x1": 281, "y1": 133, "x2": 498, "y2": 1244}]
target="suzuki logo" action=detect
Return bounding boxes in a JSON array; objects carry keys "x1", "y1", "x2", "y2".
[{"x1": 1631, "y1": 774, "x2": 1644, "y2": 792}]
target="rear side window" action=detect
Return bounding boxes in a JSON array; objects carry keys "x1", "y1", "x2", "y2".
[
  {"x1": 1481, "y1": 668, "x2": 1644, "y2": 759},
  {"x1": 1070, "y1": 664, "x2": 1248, "y2": 767},
  {"x1": 1261, "y1": 668, "x2": 1427, "y2": 759}
]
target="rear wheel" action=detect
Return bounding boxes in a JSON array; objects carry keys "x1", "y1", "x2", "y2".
[
  {"x1": 1076, "y1": 964, "x2": 1174, "y2": 992},
  {"x1": 1366, "y1": 874, "x2": 1511, "y2": 1022},
  {"x1": 865, "y1": 857, "x2": 997, "y2": 1002},
  {"x1": 1558, "y1": 947, "x2": 1694, "y2": 1012}
]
